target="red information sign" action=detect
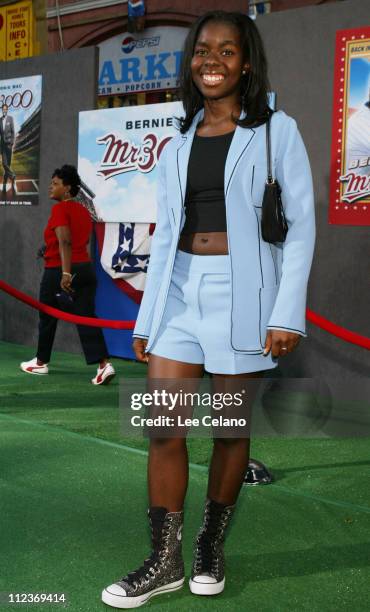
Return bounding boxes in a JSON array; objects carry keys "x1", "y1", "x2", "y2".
[{"x1": 329, "y1": 27, "x2": 370, "y2": 226}]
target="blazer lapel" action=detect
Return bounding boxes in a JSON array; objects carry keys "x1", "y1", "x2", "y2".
[
  {"x1": 176, "y1": 109, "x2": 204, "y2": 207},
  {"x1": 225, "y1": 123, "x2": 256, "y2": 197}
]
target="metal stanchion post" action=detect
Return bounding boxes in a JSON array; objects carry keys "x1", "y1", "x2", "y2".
[{"x1": 244, "y1": 458, "x2": 273, "y2": 485}]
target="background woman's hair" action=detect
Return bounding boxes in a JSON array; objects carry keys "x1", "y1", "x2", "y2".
[
  {"x1": 178, "y1": 10, "x2": 271, "y2": 133},
  {"x1": 52, "y1": 164, "x2": 81, "y2": 197}
]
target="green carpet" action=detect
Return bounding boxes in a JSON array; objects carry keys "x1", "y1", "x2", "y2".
[{"x1": 0, "y1": 341, "x2": 369, "y2": 611}]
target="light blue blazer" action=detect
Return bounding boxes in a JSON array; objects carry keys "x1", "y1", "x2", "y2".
[{"x1": 133, "y1": 109, "x2": 316, "y2": 355}]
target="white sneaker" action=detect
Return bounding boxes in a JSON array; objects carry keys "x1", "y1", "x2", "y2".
[
  {"x1": 91, "y1": 362, "x2": 115, "y2": 385},
  {"x1": 20, "y1": 357, "x2": 49, "y2": 375}
]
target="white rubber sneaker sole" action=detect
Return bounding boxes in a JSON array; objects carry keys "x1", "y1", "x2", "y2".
[
  {"x1": 102, "y1": 577, "x2": 184, "y2": 608},
  {"x1": 189, "y1": 576, "x2": 225, "y2": 595}
]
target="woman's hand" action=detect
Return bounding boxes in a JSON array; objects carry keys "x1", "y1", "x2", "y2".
[
  {"x1": 263, "y1": 330, "x2": 300, "y2": 358},
  {"x1": 132, "y1": 338, "x2": 149, "y2": 364},
  {"x1": 60, "y1": 273, "x2": 74, "y2": 293}
]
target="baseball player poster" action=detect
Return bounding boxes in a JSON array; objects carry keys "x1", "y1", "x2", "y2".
[
  {"x1": 0, "y1": 74, "x2": 42, "y2": 207},
  {"x1": 330, "y1": 26, "x2": 370, "y2": 225}
]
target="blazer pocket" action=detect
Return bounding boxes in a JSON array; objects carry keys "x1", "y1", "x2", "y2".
[{"x1": 259, "y1": 285, "x2": 279, "y2": 348}]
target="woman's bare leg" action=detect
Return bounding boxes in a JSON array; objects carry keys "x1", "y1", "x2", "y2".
[
  {"x1": 207, "y1": 371, "x2": 264, "y2": 505},
  {"x1": 147, "y1": 354, "x2": 204, "y2": 511}
]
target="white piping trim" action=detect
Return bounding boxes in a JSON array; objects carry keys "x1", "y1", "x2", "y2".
[{"x1": 47, "y1": 0, "x2": 127, "y2": 19}]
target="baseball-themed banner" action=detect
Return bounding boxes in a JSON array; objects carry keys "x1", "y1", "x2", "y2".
[
  {"x1": 0, "y1": 75, "x2": 42, "y2": 207},
  {"x1": 78, "y1": 100, "x2": 183, "y2": 222},
  {"x1": 330, "y1": 27, "x2": 370, "y2": 225},
  {"x1": 0, "y1": 0, "x2": 34, "y2": 61},
  {"x1": 78, "y1": 101, "x2": 182, "y2": 357},
  {"x1": 98, "y1": 26, "x2": 188, "y2": 96}
]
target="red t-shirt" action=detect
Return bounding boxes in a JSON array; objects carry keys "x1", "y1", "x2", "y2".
[{"x1": 43, "y1": 200, "x2": 92, "y2": 268}]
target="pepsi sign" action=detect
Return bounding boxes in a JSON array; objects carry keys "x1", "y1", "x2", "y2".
[
  {"x1": 121, "y1": 36, "x2": 136, "y2": 54},
  {"x1": 98, "y1": 26, "x2": 188, "y2": 96}
]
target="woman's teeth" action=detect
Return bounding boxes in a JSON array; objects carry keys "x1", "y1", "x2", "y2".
[{"x1": 202, "y1": 74, "x2": 224, "y2": 84}]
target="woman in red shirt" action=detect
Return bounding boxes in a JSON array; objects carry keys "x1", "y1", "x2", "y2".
[{"x1": 20, "y1": 164, "x2": 115, "y2": 385}]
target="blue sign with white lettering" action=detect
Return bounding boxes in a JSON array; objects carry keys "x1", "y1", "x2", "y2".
[{"x1": 98, "y1": 26, "x2": 188, "y2": 96}]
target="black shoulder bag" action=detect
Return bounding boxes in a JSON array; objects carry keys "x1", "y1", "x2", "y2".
[{"x1": 261, "y1": 114, "x2": 288, "y2": 244}]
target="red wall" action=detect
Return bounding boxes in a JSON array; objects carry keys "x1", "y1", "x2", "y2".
[
  {"x1": 47, "y1": 0, "x2": 339, "y2": 51},
  {"x1": 47, "y1": 0, "x2": 247, "y2": 51}
]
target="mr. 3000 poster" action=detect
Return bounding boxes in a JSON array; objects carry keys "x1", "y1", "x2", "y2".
[{"x1": 0, "y1": 75, "x2": 42, "y2": 207}]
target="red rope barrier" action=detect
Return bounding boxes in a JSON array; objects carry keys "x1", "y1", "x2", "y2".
[
  {"x1": 0, "y1": 279, "x2": 369, "y2": 349},
  {"x1": 0, "y1": 280, "x2": 135, "y2": 330},
  {"x1": 306, "y1": 308, "x2": 370, "y2": 351}
]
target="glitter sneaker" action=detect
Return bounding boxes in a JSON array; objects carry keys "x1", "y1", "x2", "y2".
[{"x1": 102, "y1": 507, "x2": 185, "y2": 608}]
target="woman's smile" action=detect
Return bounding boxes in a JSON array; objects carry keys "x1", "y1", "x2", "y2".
[
  {"x1": 201, "y1": 73, "x2": 225, "y2": 86},
  {"x1": 191, "y1": 21, "x2": 248, "y2": 101}
]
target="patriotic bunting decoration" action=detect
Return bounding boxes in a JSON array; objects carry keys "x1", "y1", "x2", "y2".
[{"x1": 95, "y1": 221, "x2": 155, "y2": 304}]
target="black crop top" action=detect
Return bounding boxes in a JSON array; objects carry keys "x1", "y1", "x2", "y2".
[{"x1": 180, "y1": 130, "x2": 234, "y2": 236}]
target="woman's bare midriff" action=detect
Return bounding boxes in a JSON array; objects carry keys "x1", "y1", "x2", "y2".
[{"x1": 178, "y1": 232, "x2": 229, "y2": 255}]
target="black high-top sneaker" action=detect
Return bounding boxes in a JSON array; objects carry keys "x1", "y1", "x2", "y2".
[
  {"x1": 189, "y1": 498, "x2": 235, "y2": 596},
  {"x1": 102, "y1": 507, "x2": 184, "y2": 608}
]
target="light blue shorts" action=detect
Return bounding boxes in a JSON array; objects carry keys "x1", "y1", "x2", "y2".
[{"x1": 149, "y1": 249, "x2": 278, "y2": 375}]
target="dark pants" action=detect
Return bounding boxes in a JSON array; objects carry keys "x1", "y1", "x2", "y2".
[
  {"x1": 1, "y1": 144, "x2": 16, "y2": 181},
  {"x1": 37, "y1": 262, "x2": 108, "y2": 365}
]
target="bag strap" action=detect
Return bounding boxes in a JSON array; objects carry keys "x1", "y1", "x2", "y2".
[{"x1": 266, "y1": 113, "x2": 274, "y2": 184}]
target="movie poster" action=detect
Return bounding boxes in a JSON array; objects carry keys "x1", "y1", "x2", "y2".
[
  {"x1": 0, "y1": 74, "x2": 42, "y2": 206},
  {"x1": 78, "y1": 101, "x2": 183, "y2": 222},
  {"x1": 330, "y1": 27, "x2": 370, "y2": 225}
]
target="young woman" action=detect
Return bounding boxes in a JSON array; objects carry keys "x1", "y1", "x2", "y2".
[
  {"x1": 102, "y1": 10, "x2": 315, "y2": 608},
  {"x1": 20, "y1": 164, "x2": 115, "y2": 385}
]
